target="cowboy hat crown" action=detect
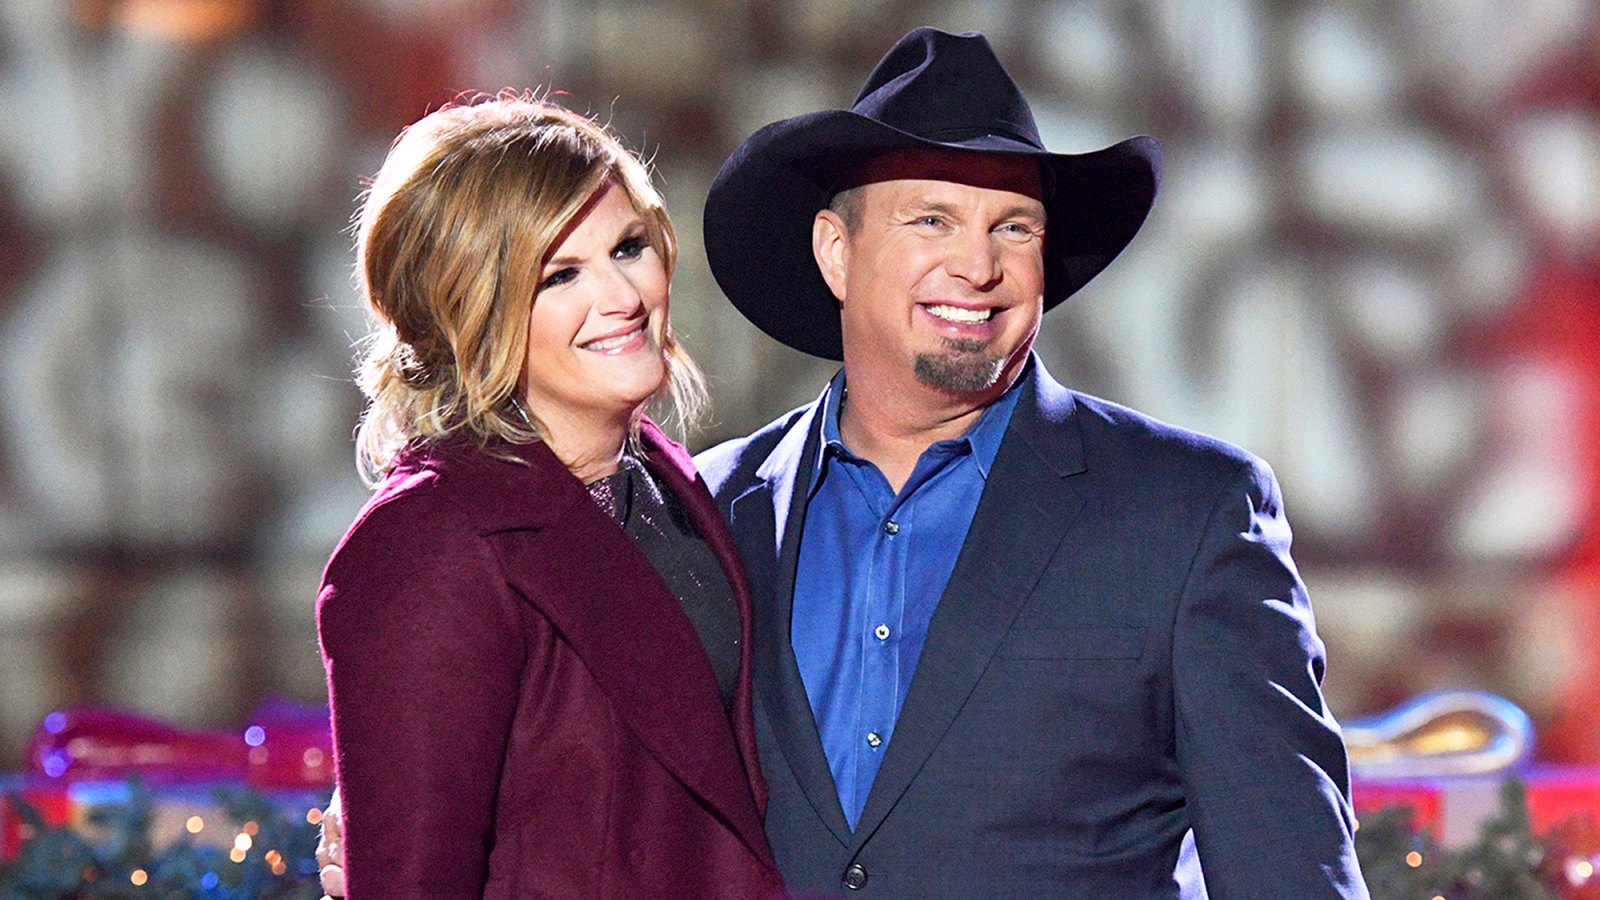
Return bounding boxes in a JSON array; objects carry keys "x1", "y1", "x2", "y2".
[
  {"x1": 704, "y1": 27, "x2": 1161, "y2": 360},
  {"x1": 851, "y1": 27, "x2": 1041, "y2": 152}
]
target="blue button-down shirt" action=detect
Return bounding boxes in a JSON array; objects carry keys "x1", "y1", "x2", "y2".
[{"x1": 791, "y1": 370, "x2": 1022, "y2": 829}]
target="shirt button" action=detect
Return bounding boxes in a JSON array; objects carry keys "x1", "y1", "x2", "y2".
[
  {"x1": 883, "y1": 520, "x2": 899, "y2": 535},
  {"x1": 874, "y1": 624, "x2": 891, "y2": 641},
  {"x1": 843, "y1": 863, "x2": 868, "y2": 890},
  {"x1": 866, "y1": 732, "x2": 883, "y2": 748}
]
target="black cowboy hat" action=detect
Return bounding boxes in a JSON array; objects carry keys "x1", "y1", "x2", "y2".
[{"x1": 703, "y1": 27, "x2": 1162, "y2": 360}]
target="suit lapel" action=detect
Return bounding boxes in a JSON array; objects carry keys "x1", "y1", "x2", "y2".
[
  {"x1": 484, "y1": 436, "x2": 771, "y2": 863},
  {"x1": 728, "y1": 401, "x2": 856, "y2": 847},
  {"x1": 850, "y1": 362, "x2": 1088, "y2": 848}
]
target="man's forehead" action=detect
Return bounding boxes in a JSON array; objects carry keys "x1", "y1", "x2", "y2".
[{"x1": 845, "y1": 148, "x2": 1045, "y2": 203}]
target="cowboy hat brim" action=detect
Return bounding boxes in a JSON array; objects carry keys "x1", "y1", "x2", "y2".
[{"x1": 704, "y1": 109, "x2": 1162, "y2": 360}]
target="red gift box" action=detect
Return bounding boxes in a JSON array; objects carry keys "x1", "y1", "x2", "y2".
[
  {"x1": 1, "y1": 783, "x2": 73, "y2": 860},
  {"x1": 1355, "y1": 765, "x2": 1600, "y2": 845}
]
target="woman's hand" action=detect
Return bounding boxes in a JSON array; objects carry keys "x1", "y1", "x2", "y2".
[{"x1": 315, "y1": 786, "x2": 345, "y2": 898}]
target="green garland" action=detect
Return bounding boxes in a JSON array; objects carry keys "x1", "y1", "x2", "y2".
[
  {"x1": 0, "y1": 777, "x2": 1585, "y2": 898},
  {"x1": 0, "y1": 782, "x2": 320, "y2": 899},
  {"x1": 1355, "y1": 778, "x2": 1562, "y2": 899}
]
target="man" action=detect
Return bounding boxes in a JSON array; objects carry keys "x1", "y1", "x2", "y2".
[{"x1": 692, "y1": 27, "x2": 1366, "y2": 898}]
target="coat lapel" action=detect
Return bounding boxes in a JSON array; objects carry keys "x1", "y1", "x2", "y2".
[
  {"x1": 636, "y1": 421, "x2": 768, "y2": 819},
  {"x1": 480, "y1": 432, "x2": 772, "y2": 865},
  {"x1": 850, "y1": 362, "x2": 1088, "y2": 848},
  {"x1": 728, "y1": 401, "x2": 856, "y2": 847}
]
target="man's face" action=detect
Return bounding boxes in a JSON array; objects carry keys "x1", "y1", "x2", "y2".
[{"x1": 814, "y1": 149, "x2": 1046, "y2": 396}]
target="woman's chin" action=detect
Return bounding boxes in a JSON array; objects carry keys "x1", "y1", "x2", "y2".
[
  {"x1": 614, "y1": 363, "x2": 669, "y2": 408},
  {"x1": 529, "y1": 360, "x2": 666, "y2": 425},
  {"x1": 596, "y1": 378, "x2": 667, "y2": 421}
]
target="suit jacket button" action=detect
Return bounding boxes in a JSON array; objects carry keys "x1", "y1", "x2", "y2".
[{"x1": 843, "y1": 863, "x2": 868, "y2": 890}]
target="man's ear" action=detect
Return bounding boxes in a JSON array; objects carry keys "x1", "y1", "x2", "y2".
[{"x1": 812, "y1": 209, "x2": 850, "y2": 304}]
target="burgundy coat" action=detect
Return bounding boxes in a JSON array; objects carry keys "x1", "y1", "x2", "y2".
[{"x1": 317, "y1": 420, "x2": 785, "y2": 899}]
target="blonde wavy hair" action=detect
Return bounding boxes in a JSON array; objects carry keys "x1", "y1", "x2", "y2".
[{"x1": 352, "y1": 92, "x2": 706, "y2": 484}]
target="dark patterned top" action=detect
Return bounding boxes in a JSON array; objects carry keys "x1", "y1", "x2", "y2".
[{"x1": 586, "y1": 454, "x2": 739, "y2": 710}]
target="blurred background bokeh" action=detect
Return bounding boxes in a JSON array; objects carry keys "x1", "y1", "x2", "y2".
[{"x1": 0, "y1": 0, "x2": 1597, "y2": 769}]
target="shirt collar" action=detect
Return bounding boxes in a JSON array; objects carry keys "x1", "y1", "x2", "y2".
[
  {"x1": 809, "y1": 361, "x2": 1030, "y2": 486},
  {"x1": 965, "y1": 366, "x2": 1025, "y2": 477},
  {"x1": 817, "y1": 369, "x2": 848, "y2": 455}
]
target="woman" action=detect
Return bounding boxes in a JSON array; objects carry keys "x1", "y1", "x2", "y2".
[{"x1": 316, "y1": 93, "x2": 784, "y2": 898}]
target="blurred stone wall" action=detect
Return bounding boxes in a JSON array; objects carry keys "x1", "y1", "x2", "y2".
[{"x1": 0, "y1": 0, "x2": 1598, "y2": 765}]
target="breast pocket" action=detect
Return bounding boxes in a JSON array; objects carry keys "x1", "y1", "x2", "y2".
[{"x1": 996, "y1": 625, "x2": 1146, "y2": 660}]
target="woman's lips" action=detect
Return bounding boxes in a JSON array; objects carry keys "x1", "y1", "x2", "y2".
[{"x1": 578, "y1": 323, "x2": 647, "y2": 354}]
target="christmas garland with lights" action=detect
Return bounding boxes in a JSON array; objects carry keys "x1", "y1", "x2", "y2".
[
  {"x1": 1, "y1": 782, "x2": 321, "y2": 898},
  {"x1": 2, "y1": 776, "x2": 1594, "y2": 898},
  {"x1": 1354, "y1": 778, "x2": 1585, "y2": 899}
]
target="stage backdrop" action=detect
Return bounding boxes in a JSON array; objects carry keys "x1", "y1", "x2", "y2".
[{"x1": 0, "y1": 0, "x2": 1596, "y2": 765}]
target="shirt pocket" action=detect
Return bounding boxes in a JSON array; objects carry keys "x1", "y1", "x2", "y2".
[{"x1": 996, "y1": 625, "x2": 1146, "y2": 660}]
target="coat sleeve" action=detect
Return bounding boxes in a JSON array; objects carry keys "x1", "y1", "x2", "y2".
[
  {"x1": 1171, "y1": 457, "x2": 1369, "y2": 899},
  {"x1": 317, "y1": 492, "x2": 528, "y2": 898}
]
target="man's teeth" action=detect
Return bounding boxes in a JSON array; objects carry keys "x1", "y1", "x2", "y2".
[
  {"x1": 582, "y1": 327, "x2": 642, "y2": 351},
  {"x1": 925, "y1": 304, "x2": 993, "y2": 323}
]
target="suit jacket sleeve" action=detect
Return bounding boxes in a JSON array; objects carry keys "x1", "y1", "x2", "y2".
[
  {"x1": 318, "y1": 490, "x2": 527, "y2": 898},
  {"x1": 1171, "y1": 456, "x2": 1368, "y2": 898}
]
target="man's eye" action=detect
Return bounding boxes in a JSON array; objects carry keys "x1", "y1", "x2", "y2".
[
  {"x1": 996, "y1": 222, "x2": 1038, "y2": 238},
  {"x1": 914, "y1": 216, "x2": 945, "y2": 228},
  {"x1": 540, "y1": 267, "x2": 577, "y2": 290},
  {"x1": 614, "y1": 236, "x2": 647, "y2": 260}
]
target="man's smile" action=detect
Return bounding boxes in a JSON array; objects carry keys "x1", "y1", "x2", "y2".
[{"x1": 922, "y1": 303, "x2": 994, "y2": 324}]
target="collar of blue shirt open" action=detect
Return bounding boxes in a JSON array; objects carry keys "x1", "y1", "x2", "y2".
[{"x1": 806, "y1": 358, "x2": 1032, "y2": 499}]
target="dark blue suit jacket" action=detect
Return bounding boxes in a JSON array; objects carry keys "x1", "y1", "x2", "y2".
[{"x1": 695, "y1": 357, "x2": 1367, "y2": 899}]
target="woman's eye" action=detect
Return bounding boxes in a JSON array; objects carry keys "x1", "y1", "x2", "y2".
[
  {"x1": 540, "y1": 267, "x2": 578, "y2": 290},
  {"x1": 613, "y1": 235, "x2": 647, "y2": 261}
]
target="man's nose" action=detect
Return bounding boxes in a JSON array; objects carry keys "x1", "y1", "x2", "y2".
[{"x1": 944, "y1": 229, "x2": 1003, "y2": 288}]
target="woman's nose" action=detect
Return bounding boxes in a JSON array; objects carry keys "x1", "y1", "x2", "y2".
[{"x1": 594, "y1": 264, "x2": 646, "y2": 315}]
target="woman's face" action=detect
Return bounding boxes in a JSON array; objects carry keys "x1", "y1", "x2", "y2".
[{"x1": 523, "y1": 180, "x2": 669, "y2": 431}]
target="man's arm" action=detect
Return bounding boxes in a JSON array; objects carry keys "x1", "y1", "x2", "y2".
[{"x1": 1172, "y1": 457, "x2": 1369, "y2": 898}]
